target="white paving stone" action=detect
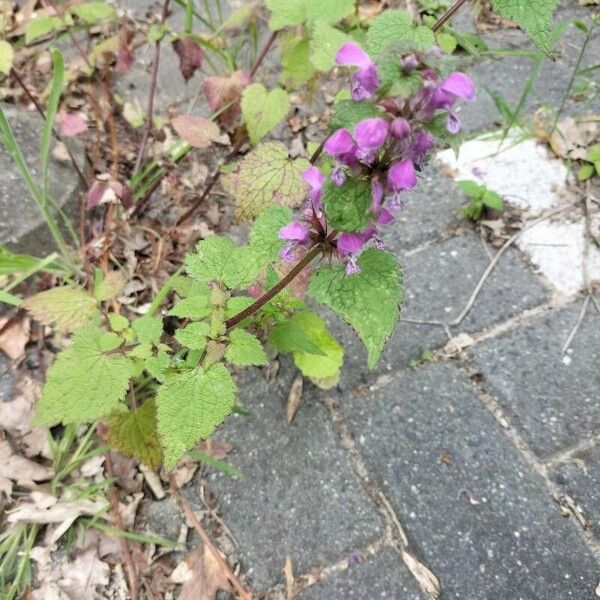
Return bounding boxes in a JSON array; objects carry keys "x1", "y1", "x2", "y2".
[{"x1": 437, "y1": 132, "x2": 568, "y2": 214}]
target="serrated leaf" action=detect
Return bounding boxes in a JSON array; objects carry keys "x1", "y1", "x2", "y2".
[
  {"x1": 280, "y1": 35, "x2": 317, "y2": 89},
  {"x1": 225, "y1": 328, "x2": 268, "y2": 366},
  {"x1": 105, "y1": 399, "x2": 162, "y2": 469},
  {"x1": 94, "y1": 270, "x2": 126, "y2": 301},
  {"x1": 265, "y1": 0, "x2": 353, "y2": 29},
  {"x1": 241, "y1": 83, "x2": 289, "y2": 144},
  {"x1": 145, "y1": 349, "x2": 171, "y2": 382},
  {"x1": 265, "y1": 0, "x2": 305, "y2": 30},
  {"x1": 322, "y1": 179, "x2": 373, "y2": 233},
  {"x1": 0, "y1": 40, "x2": 14, "y2": 75},
  {"x1": 225, "y1": 296, "x2": 255, "y2": 319},
  {"x1": 366, "y1": 10, "x2": 435, "y2": 58},
  {"x1": 329, "y1": 99, "x2": 382, "y2": 131},
  {"x1": 309, "y1": 248, "x2": 403, "y2": 369},
  {"x1": 175, "y1": 322, "x2": 210, "y2": 351},
  {"x1": 156, "y1": 363, "x2": 236, "y2": 469},
  {"x1": 291, "y1": 311, "x2": 343, "y2": 381},
  {"x1": 185, "y1": 237, "x2": 260, "y2": 288},
  {"x1": 108, "y1": 313, "x2": 129, "y2": 332},
  {"x1": 491, "y1": 0, "x2": 558, "y2": 54},
  {"x1": 132, "y1": 316, "x2": 163, "y2": 345},
  {"x1": 23, "y1": 287, "x2": 99, "y2": 333},
  {"x1": 309, "y1": 22, "x2": 350, "y2": 71},
  {"x1": 72, "y1": 2, "x2": 117, "y2": 23},
  {"x1": 34, "y1": 327, "x2": 130, "y2": 425},
  {"x1": 268, "y1": 313, "x2": 326, "y2": 356},
  {"x1": 250, "y1": 205, "x2": 293, "y2": 263},
  {"x1": 222, "y1": 141, "x2": 309, "y2": 222},
  {"x1": 169, "y1": 295, "x2": 213, "y2": 319}
]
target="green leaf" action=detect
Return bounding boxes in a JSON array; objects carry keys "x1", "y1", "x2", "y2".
[
  {"x1": 156, "y1": 363, "x2": 237, "y2": 469},
  {"x1": 168, "y1": 295, "x2": 213, "y2": 319},
  {"x1": 241, "y1": 83, "x2": 290, "y2": 144},
  {"x1": 132, "y1": 316, "x2": 163, "y2": 345},
  {"x1": 482, "y1": 189, "x2": 504, "y2": 211},
  {"x1": 587, "y1": 144, "x2": 600, "y2": 163},
  {"x1": 265, "y1": 0, "x2": 353, "y2": 29},
  {"x1": 145, "y1": 349, "x2": 171, "y2": 382},
  {"x1": 0, "y1": 40, "x2": 14, "y2": 75},
  {"x1": 250, "y1": 205, "x2": 293, "y2": 263},
  {"x1": 329, "y1": 99, "x2": 382, "y2": 131},
  {"x1": 366, "y1": 10, "x2": 435, "y2": 58},
  {"x1": 265, "y1": 0, "x2": 305, "y2": 30},
  {"x1": 108, "y1": 313, "x2": 129, "y2": 332},
  {"x1": 34, "y1": 327, "x2": 130, "y2": 425},
  {"x1": 225, "y1": 328, "x2": 268, "y2": 366},
  {"x1": 280, "y1": 34, "x2": 317, "y2": 89},
  {"x1": 187, "y1": 449, "x2": 243, "y2": 478},
  {"x1": 175, "y1": 321, "x2": 210, "y2": 351},
  {"x1": 268, "y1": 313, "x2": 327, "y2": 355},
  {"x1": 436, "y1": 32, "x2": 458, "y2": 54},
  {"x1": 72, "y1": 2, "x2": 117, "y2": 23},
  {"x1": 225, "y1": 296, "x2": 255, "y2": 319},
  {"x1": 490, "y1": 0, "x2": 559, "y2": 54},
  {"x1": 185, "y1": 237, "x2": 260, "y2": 288},
  {"x1": 222, "y1": 141, "x2": 309, "y2": 222},
  {"x1": 25, "y1": 15, "x2": 63, "y2": 44},
  {"x1": 93, "y1": 270, "x2": 126, "y2": 301},
  {"x1": 292, "y1": 311, "x2": 343, "y2": 381},
  {"x1": 577, "y1": 163, "x2": 595, "y2": 182},
  {"x1": 23, "y1": 287, "x2": 99, "y2": 333},
  {"x1": 457, "y1": 180, "x2": 483, "y2": 199},
  {"x1": 309, "y1": 248, "x2": 403, "y2": 369},
  {"x1": 322, "y1": 179, "x2": 373, "y2": 233},
  {"x1": 309, "y1": 22, "x2": 350, "y2": 71},
  {"x1": 105, "y1": 399, "x2": 162, "y2": 470}
]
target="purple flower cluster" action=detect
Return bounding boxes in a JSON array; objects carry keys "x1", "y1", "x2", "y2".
[{"x1": 279, "y1": 41, "x2": 475, "y2": 275}]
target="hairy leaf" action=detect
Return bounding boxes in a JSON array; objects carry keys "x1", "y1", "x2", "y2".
[
  {"x1": 491, "y1": 0, "x2": 559, "y2": 53},
  {"x1": 23, "y1": 287, "x2": 99, "y2": 333},
  {"x1": 264, "y1": 0, "x2": 305, "y2": 30},
  {"x1": 93, "y1": 270, "x2": 126, "y2": 301},
  {"x1": 222, "y1": 142, "x2": 309, "y2": 222},
  {"x1": 366, "y1": 10, "x2": 435, "y2": 58},
  {"x1": 132, "y1": 316, "x2": 163, "y2": 345},
  {"x1": 34, "y1": 327, "x2": 130, "y2": 424},
  {"x1": 105, "y1": 399, "x2": 162, "y2": 469},
  {"x1": 280, "y1": 35, "x2": 316, "y2": 89},
  {"x1": 72, "y1": 2, "x2": 116, "y2": 23},
  {"x1": 309, "y1": 248, "x2": 404, "y2": 369},
  {"x1": 225, "y1": 328, "x2": 268, "y2": 366},
  {"x1": 292, "y1": 311, "x2": 343, "y2": 382},
  {"x1": 329, "y1": 99, "x2": 381, "y2": 131},
  {"x1": 250, "y1": 205, "x2": 293, "y2": 263},
  {"x1": 175, "y1": 321, "x2": 210, "y2": 351},
  {"x1": 268, "y1": 312, "x2": 327, "y2": 355},
  {"x1": 241, "y1": 83, "x2": 289, "y2": 144},
  {"x1": 156, "y1": 363, "x2": 236, "y2": 469},
  {"x1": 309, "y1": 22, "x2": 350, "y2": 71},
  {"x1": 322, "y1": 179, "x2": 373, "y2": 233}
]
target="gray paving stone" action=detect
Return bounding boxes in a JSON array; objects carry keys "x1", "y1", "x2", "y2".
[
  {"x1": 298, "y1": 548, "x2": 424, "y2": 600},
  {"x1": 325, "y1": 231, "x2": 550, "y2": 392},
  {"x1": 550, "y1": 446, "x2": 600, "y2": 540},
  {"x1": 471, "y1": 303, "x2": 600, "y2": 459},
  {"x1": 0, "y1": 105, "x2": 82, "y2": 256},
  {"x1": 205, "y1": 360, "x2": 382, "y2": 592},
  {"x1": 339, "y1": 362, "x2": 599, "y2": 599}
]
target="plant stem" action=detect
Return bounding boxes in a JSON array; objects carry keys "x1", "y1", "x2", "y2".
[
  {"x1": 133, "y1": 0, "x2": 171, "y2": 173},
  {"x1": 432, "y1": 0, "x2": 470, "y2": 32},
  {"x1": 249, "y1": 30, "x2": 278, "y2": 79}
]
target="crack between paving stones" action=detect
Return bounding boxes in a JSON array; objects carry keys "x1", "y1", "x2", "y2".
[{"x1": 322, "y1": 396, "x2": 443, "y2": 600}]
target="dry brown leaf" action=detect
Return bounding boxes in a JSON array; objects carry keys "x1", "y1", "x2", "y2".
[
  {"x1": 0, "y1": 441, "x2": 54, "y2": 486},
  {"x1": 401, "y1": 549, "x2": 441, "y2": 599},
  {"x1": 443, "y1": 333, "x2": 474, "y2": 355},
  {"x1": 549, "y1": 116, "x2": 600, "y2": 161},
  {"x1": 285, "y1": 375, "x2": 303, "y2": 425},
  {"x1": 171, "y1": 115, "x2": 220, "y2": 149},
  {"x1": 197, "y1": 440, "x2": 233, "y2": 459},
  {"x1": 284, "y1": 555, "x2": 294, "y2": 600},
  {"x1": 0, "y1": 316, "x2": 30, "y2": 359},
  {"x1": 172, "y1": 37, "x2": 204, "y2": 82},
  {"x1": 203, "y1": 70, "x2": 250, "y2": 129},
  {"x1": 172, "y1": 544, "x2": 234, "y2": 600}
]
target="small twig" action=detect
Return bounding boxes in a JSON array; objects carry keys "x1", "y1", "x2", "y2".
[
  {"x1": 168, "y1": 474, "x2": 252, "y2": 600},
  {"x1": 105, "y1": 455, "x2": 140, "y2": 600},
  {"x1": 432, "y1": 0, "x2": 470, "y2": 32},
  {"x1": 134, "y1": 0, "x2": 171, "y2": 173}
]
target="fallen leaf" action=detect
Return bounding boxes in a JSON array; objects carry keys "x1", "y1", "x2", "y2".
[
  {"x1": 284, "y1": 555, "x2": 294, "y2": 600},
  {"x1": 172, "y1": 36, "x2": 203, "y2": 82},
  {"x1": 0, "y1": 316, "x2": 30, "y2": 359},
  {"x1": 203, "y1": 70, "x2": 250, "y2": 129},
  {"x1": 58, "y1": 547, "x2": 110, "y2": 598},
  {"x1": 401, "y1": 548, "x2": 441, "y2": 599},
  {"x1": 172, "y1": 544, "x2": 233, "y2": 600},
  {"x1": 197, "y1": 440, "x2": 233, "y2": 460},
  {"x1": 0, "y1": 440, "x2": 54, "y2": 485},
  {"x1": 56, "y1": 112, "x2": 87, "y2": 137},
  {"x1": 549, "y1": 116, "x2": 599, "y2": 161},
  {"x1": 171, "y1": 115, "x2": 220, "y2": 148},
  {"x1": 285, "y1": 375, "x2": 303, "y2": 424},
  {"x1": 52, "y1": 141, "x2": 71, "y2": 162},
  {"x1": 443, "y1": 333, "x2": 474, "y2": 354}
]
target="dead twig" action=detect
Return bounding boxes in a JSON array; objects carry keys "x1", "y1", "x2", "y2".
[{"x1": 168, "y1": 474, "x2": 253, "y2": 600}]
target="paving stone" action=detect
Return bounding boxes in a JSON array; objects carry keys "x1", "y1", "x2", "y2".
[
  {"x1": 205, "y1": 360, "x2": 382, "y2": 592},
  {"x1": 549, "y1": 446, "x2": 600, "y2": 540},
  {"x1": 0, "y1": 354, "x2": 15, "y2": 402},
  {"x1": 0, "y1": 105, "x2": 83, "y2": 256},
  {"x1": 298, "y1": 548, "x2": 424, "y2": 600},
  {"x1": 471, "y1": 303, "x2": 600, "y2": 459},
  {"x1": 324, "y1": 231, "x2": 550, "y2": 392},
  {"x1": 339, "y1": 362, "x2": 599, "y2": 599}
]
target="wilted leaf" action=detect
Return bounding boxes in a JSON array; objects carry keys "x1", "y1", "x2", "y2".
[
  {"x1": 549, "y1": 116, "x2": 599, "y2": 161},
  {"x1": 172, "y1": 115, "x2": 220, "y2": 148},
  {"x1": 23, "y1": 286, "x2": 99, "y2": 332},
  {"x1": 203, "y1": 70, "x2": 250, "y2": 129},
  {"x1": 222, "y1": 141, "x2": 309, "y2": 221},
  {"x1": 172, "y1": 36, "x2": 203, "y2": 82}
]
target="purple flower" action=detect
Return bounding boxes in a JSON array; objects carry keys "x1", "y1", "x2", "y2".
[
  {"x1": 377, "y1": 208, "x2": 394, "y2": 225},
  {"x1": 279, "y1": 221, "x2": 309, "y2": 242},
  {"x1": 331, "y1": 164, "x2": 347, "y2": 186},
  {"x1": 446, "y1": 112, "x2": 461, "y2": 134},
  {"x1": 303, "y1": 166, "x2": 325, "y2": 207},
  {"x1": 371, "y1": 180, "x2": 384, "y2": 213},
  {"x1": 401, "y1": 54, "x2": 419, "y2": 72},
  {"x1": 440, "y1": 72, "x2": 475, "y2": 102},
  {"x1": 355, "y1": 118, "x2": 389, "y2": 150},
  {"x1": 337, "y1": 232, "x2": 365, "y2": 275},
  {"x1": 388, "y1": 159, "x2": 417, "y2": 191},
  {"x1": 409, "y1": 131, "x2": 435, "y2": 165},
  {"x1": 324, "y1": 128, "x2": 356, "y2": 165},
  {"x1": 336, "y1": 42, "x2": 379, "y2": 100},
  {"x1": 390, "y1": 117, "x2": 411, "y2": 139}
]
